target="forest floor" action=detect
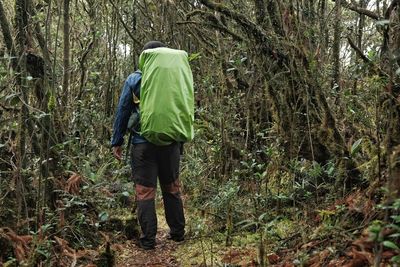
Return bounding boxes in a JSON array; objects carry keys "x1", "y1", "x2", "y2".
[
  {"x1": 1, "y1": 173, "x2": 396, "y2": 266},
  {"x1": 113, "y1": 232, "x2": 179, "y2": 266},
  {"x1": 112, "y1": 206, "x2": 259, "y2": 266},
  {"x1": 110, "y1": 188, "x2": 396, "y2": 267},
  {"x1": 113, "y1": 214, "x2": 180, "y2": 267}
]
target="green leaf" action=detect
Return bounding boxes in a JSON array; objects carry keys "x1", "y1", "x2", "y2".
[
  {"x1": 387, "y1": 224, "x2": 400, "y2": 231},
  {"x1": 389, "y1": 233, "x2": 400, "y2": 238},
  {"x1": 393, "y1": 199, "x2": 400, "y2": 209},
  {"x1": 383, "y1": 240, "x2": 400, "y2": 250},
  {"x1": 351, "y1": 138, "x2": 363, "y2": 156},
  {"x1": 188, "y1": 52, "x2": 201, "y2": 62},
  {"x1": 258, "y1": 212, "x2": 268, "y2": 222},
  {"x1": 35, "y1": 248, "x2": 50, "y2": 258},
  {"x1": 391, "y1": 255, "x2": 400, "y2": 263},
  {"x1": 122, "y1": 191, "x2": 130, "y2": 197},
  {"x1": 99, "y1": 211, "x2": 109, "y2": 222},
  {"x1": 391, "y1": 215, "x2": 400, "y2": 223},
  {"x1": 368, "y1": 223, "x2": 382, "y2": 234},
  {"x1": 89, "y1": 172, "x2": 97, "y2": 182}
]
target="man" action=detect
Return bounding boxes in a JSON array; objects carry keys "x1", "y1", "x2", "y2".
[{"x1": 111, "y1": 41, "x2": 188, "y2": 250}]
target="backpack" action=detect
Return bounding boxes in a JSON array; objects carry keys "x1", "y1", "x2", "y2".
[{"x1": 138, "y1": 47, "x2": 194, "y2": 145}]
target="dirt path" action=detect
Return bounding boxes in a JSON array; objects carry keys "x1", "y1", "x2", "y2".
[
  {"x1": 113, "y1": 232, "x2": 180, "y2": 267},
  {"x1": 113, "y1": 212, "x2": 181, "y2": 266}
]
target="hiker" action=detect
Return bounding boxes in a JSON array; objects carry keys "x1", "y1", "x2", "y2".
[{"x1": 111, "y1": 41, "x2": 194, "y2": 250}]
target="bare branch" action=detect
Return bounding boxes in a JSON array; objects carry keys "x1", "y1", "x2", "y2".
[
  {"x1": 182, "y1": 9, "x2": 245, "y2": 42},
  {"x1": 198, "y1": 0, "x2": 288, "y2": 65},
  {"x1": 337, "y1": 0, "x2": 380, "y2": 20},
  {"x1": 108, "y1": 0, "x2": 141, "y2": 46},
  {"x1": 347, "y1": 36, "x2": 370, "y2": 63},
  {"x1": 347, "y1": 36, "x2": 389, "y2": 77}
]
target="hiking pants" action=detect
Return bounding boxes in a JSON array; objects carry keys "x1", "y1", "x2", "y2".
[{"x1": 130, "y1": 142, "x2": 185, "y2": 248}]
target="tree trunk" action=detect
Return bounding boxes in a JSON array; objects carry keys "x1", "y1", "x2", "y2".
[
  {"x1": 253, "y1": 0, "x2": 267, "y2": 28},
  {"x1": 383, "y1": 0, "x2": 400, "y2": 200},
  {"x1": 0, "y1": 0, "x2": 17, "y2": 68},
  {"x1": 15, "y1": 0, "x2": 30, "y2": 228},
  {"x1": 62, "y1": 0, "x2": 70, "y2": 112},
  {"x1": 352, "y1": 0, "x2": 366, "y2": 94},
  {"x1": 332, "y1": 0, "x2": 341, "y2": 92},
  {"x1": 266, "y1": 0, "x2": 284, "y2": 36}
]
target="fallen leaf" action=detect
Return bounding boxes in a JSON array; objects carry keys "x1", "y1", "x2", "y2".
[{"x1": 267, "y1": 253, "x2": 280, "y2": 264}]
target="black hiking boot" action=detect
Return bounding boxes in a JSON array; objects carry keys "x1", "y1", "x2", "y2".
[
  {"x1": 139, "y1": 242, "x2": 155, "y2": 250},
  {"x1": 133, "y1": 239, "x2": 155, "y2": 250},
  {"x1": 167, "y1": 234, "x2": 184, "y2": 242}
]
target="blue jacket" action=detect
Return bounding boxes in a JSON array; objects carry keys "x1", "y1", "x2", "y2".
[{"x1": 111, "y1": 71, "x2": 147, "y2": 147}]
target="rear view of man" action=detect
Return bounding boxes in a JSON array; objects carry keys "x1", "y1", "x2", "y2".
[{"x1": 111, "y1": 41, "x2": 194, "y2": 250}]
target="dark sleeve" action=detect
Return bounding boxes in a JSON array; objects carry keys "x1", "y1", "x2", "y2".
[
  {"x1": 111, "y1": 72, "x2": 141, "y2": 147},
  {"x1": 133, "y1": 71, "x2": 141, "y2": 99}
]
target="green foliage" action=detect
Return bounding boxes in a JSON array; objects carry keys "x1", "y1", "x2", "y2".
[
  {"x1": 188, "y1": 52, "x2": 202, "y2": 62},
  {"x1": 368, "y1": 199, "x2": 400, "y2": 263},
  {"x1": 98, "y1": 211, "x2": 109, "y2": 222},
  {"x1": 47, "y1": 93, "x2": 56, "y2": 112},
  {"x1": 210, "y1": 179, "x2": 239, "y2": 211},
  {"x1": 350, "y1": 138, "x2": 363, "y2": 157}
]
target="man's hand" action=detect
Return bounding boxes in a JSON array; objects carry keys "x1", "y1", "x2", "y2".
[{"x1": 112, "y1": 146, "x2": 123, "y2": 161}]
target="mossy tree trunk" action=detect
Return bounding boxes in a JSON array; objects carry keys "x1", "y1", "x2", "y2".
[
  {"x1": 15, "y1": 0, "x2": 30, "y2": 228},
  {"x1": 197, "y1": 0, "x2": 355, "y2": 181},
  {"x1": 382, "y1": 0, "x2": 400, "y2": 200}
]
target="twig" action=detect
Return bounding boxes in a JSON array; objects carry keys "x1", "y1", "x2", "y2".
[
  {"x1": 347, "y1": 36, "x2": 370, "y2": 63},
  {"x1": 335, "y1": 0, "x2": 380, "y2": 20},
  {"x1": 0, "y1": 102, "x2": 19, "y2": 112},
  {"x1": 347, "y1": 36, "x2": 389, "y2": 78},
  {"x1": 176, "y1": 20, "x2": 244, "y2": 42},
  {"x1": 108, "y1": 0, "x2": 141, "y2": 46}
]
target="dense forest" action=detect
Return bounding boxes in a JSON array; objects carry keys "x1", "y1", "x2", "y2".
[{"x1": 0, "y1": 0, "x2": 399, "y2": 266}]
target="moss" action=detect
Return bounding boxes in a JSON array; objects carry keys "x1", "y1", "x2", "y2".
[
  {"x1": 174, "y1": 233, "x2": 260, "y2": 266},
  {"x1": 274, "y1": 218, "x2": 297, "y2": 239}
]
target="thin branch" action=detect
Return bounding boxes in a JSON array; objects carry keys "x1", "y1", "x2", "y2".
[
  {"x1": 336, "y1": 0, "x2": 380, "y2": 20},
  {"x1": 347, "y1": 36, "x2": 370, "y2": 63},
  {"x1": 0, "y1": 102, "x2": 20, "y2": 112},
  {"x1": 198, "y1": 0, "x2": 287, "y2": 64},
  {"x1": 108, "y1": 0, "x2": 141, "y2": 46},
  {"x1": 177, "y1": 20, "x2": 244, "y2": 42},
  {"x1": 186, "y1": 9, "x2": 210, "y2": 19},
  {"x1": 347, "y1": 36, "x2": 389, "y2": 77},
  {"x1": 183, "y1": 9, "x2": 244, "y2": 41},
  {"x1": 26, "y1": 0, "x2": 52, "y2": 70}
]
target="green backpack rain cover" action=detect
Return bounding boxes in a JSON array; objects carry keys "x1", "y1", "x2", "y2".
[{"x1": 138, "y1": 47, "x2": 194, "y2": 145}]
